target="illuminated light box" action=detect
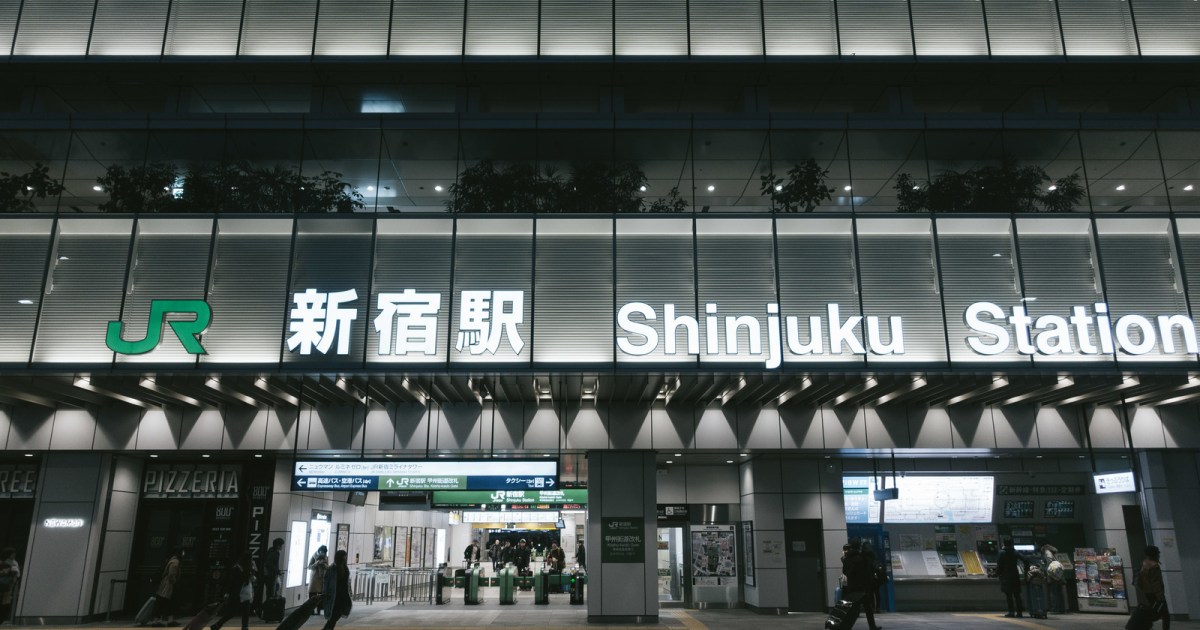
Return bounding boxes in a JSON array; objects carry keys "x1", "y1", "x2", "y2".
[
  {"x1": 1094, "y1": 471, "x2": 1136, "y2": 494},
  {"x1": 844, "y1": 476, "x2": 994, "y2": 524}
]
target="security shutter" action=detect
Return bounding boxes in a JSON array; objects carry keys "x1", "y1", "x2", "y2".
[
  {"x1": 983, "y1": 0, "x2": 1063, "y2": 56},
  {"x1": 1132, "y1": 0, "x2": 1200, "y2": 55},
  {"x1": 837, "y1": 0, "x2": 914, "y2": 56},
  {"x1": 615, "y1": 0, "x2": 688, "y2": 56},
  {"x1": 239, "y1": 0, "x2": 317, "y2": 55},
  {"x1": 763, "y1": 0, "x2": 837, "y2": 56},
  {"x1": 13, "y1": 0, "x2": 96, "y2": 56},
  {"x1": 910, "y1": 0, "x2": 988, "y2": 56},
  {"x1": 690, "y1": 0, "x2": 763, "y2": 56},
  {"x1": 534, "y1": 219, "x2": 614, "y2": 364},
  {"x1": 164, "y1": 0, "x2": 242, "y2": 56},
  {"x1": 0, "y1": 219, "x2": 53, "y2": 363},
  {"x1": 540, "y1": 0, "x2": 613, "y2": 56},
  {"x1": 315, "y1": 0, "x2": 390, "y2": 55},
  {"x1": 89, "y1": 0, "x2": 169, "y2": 55},
  {"x1": 1057, "y1": 0, "x2": 1137, "y2": 56},
  {"x1": 391, "y1": 0, "x2": 465, "y2": 55},
  {"x1": 464, "y1": 0, "x2": 538, "y2": 56}
]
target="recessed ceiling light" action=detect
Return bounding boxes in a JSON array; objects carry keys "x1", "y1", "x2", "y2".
[
  {"x1": 740, "y1": 453, "x2": 749, "y2": 457},
  {"x1": 434, "y1": 185, "x2": 444, "y2": 192},
  {"x1": 58, "y1": 256, "x2": 69, "y2": 261},
  {"x1": 367, "y1": 186, "x2": 375, "y2": 191},
  {"x1": 706, "y1": 185, "x2": 715, "y2": 192},
  {"x1": 911, "y1": 185, "x2": 920, "y2": 191},
  {"x1": 1047, "y1": 185, "x2": 1057, "y2": 191},
  {"x1": 775, "y1": 185, "x2": 783, "y2": 192},
  {"x1": 17, "y1": 299, "x2": 33, "y2": 305},
  {"x1": 666, "y1": 460, "x2": 673, "y2": 464},
  {"x1": 26, "y1": 186, "x2": 34, "y2": 191},
  {"x1": 24, "y1": 453, "x2": 34, "y2": 457},
  {"x1": 438, "y1": 453, "x2": 447, "y2": 458},
  {"x1": 333, "y1": 454, "x2": 341, "y2": 458},
  {"x1": 385, "y1": 453, "x2": 394, "y2": 457},
  {"x1": 1115, "y1": 184, "x2": 1126, "y2": 191},
  {"x1": 639, "y1": 185, "x2": 647, "y2": 192},
  {"x1": 201, "y1": 454, "x2": 210, "y2": 458},
  {"x1": 992, "y1": 253, "x2": 1002, "y2": 258},
  {"x1": 674, "y1": 453, "x2": 682, "y2": 457},
  {"x1": 843, "y1": 185, "x2": 852, "y2": 191},
  {"x1": 1185, "y1": 184, "x2": 1195, "y2": 191},
  {"x1": 726, "y1": 460, "x2": 734, "y2": 464},
  {"x1": 542, "y1": 453, "x2": 551, "y2": 457},
  {"x1": 92, "y1": 185, "x2": 103, "y2": 192},
  {"x1": 254, "y1": 453, "x2": 263, "y2": 458}
]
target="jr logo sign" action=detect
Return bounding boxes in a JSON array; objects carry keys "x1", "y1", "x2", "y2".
[{"x1": 106, "y1": 300, "x2": 212, "y2": 355}]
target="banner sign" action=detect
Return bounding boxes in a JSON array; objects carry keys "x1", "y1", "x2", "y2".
[
  {"x1": 142, "y1": 464, "x2": 241, "y2": 499},
  {"x1": 601, "y1": 517, "x2": 645, "y2": 563},
  {"x1": 430, "y1": 489, "x2": 587, "y2": 508},
  {"x1": 997, "y1": 484, "x2": 1086, "y2": 496},
  {"x1": 291, "y1": 459, "x2": 558, "y2": 491}
]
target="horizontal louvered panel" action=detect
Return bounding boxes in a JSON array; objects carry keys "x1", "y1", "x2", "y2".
[
  {"x1": 284, "y1": 223, "x2": 374, "y2": 366},
  {"x1": 839, "y1": 0, "x2": 914, "y2": 56},
  {"x1": 935, "y1": 219, "x2": 1029, "y2": 365},
  {"x1": 32, "y1": 219, "x2": 133, "y2": 364},
  {"x1": 763, "y1": 0, "x2": 837, "y2": 56},
  {"x1": 465, "y1": 0, "x2": 537, "y2": 56},
  {"x1": 1057, "y1": 0, "x2": 1137, "y2": 56},
  {"x1": 534, "y1": 220, "x2": 614, "y2": 363},
  {"x1": 1015, "y1": 219, "x2": 1112, "y2": 365},
  {"x1": 1174, "y1": 222, "x2": 1200, "y2": 355},
  {"x1": 911, "y1": 0, "x2": 988, "y2": 56},
  {"x1": 368, "y1": 219, "x2": 453, "y2": 365},
  {"x1": 615, "y1": 218, "x2": 696, "y2": 364},
  {"x1": 164, "y1": 0, "x2": 241, "y2": 55},
  {"x1": 450, "y1": 219, "x2": 533, "y2": 365},
  {"x1": 0, "y1": 1, "x2": 20, "y2": 56},
  {"x1": 391, "y1": 0, "x2": 465, "y2": 55},
  {"x1": 239, "y1": 0, "x2": 317, "y2": 56},
  {"x1": 696, "y1": 219, "x2": 775, "y2": 365},
  {"x1": 540, "y1": 0, "x2": 612, "y2": 56},
  {"x1": 89, "y1": 0, "x2": 168, "y2": 55},
  {"x1": 776, "y1": 219, "x2": 863, "y2": 365},
  {"x1": 615, "y1": 0, "x2": 688, "y2": 56},
  {"x1": 1133, "y1": 0, "x2": 1200, "y2": 55},
  {"x1": 315, "y1": 0, "x2": 390, "y2": 55},
  {"x1": 13, "y1": 0, "x2": 95, "y2": 55},
  {"x1": 984, "y1": 0, "x2": 1063, "y2": 56},
  {"x1": 1096, "y1": 220, "x2": 1193, "y2": 362},
  {"x1": 690, "y1": 0, "x2": 762, "y2": 56},
  {"x1": 200, "y1": 220, "x2": 292, "y2": 364},
  {"x1": 116, "y1": 220, "x2": 213, "y2": 365},
  {"x1": 856, "y1": 220, "x2": 947, "y2": 364},
  {"x1": 0, "y1": 220, "x2": 53, "y2": 363}
]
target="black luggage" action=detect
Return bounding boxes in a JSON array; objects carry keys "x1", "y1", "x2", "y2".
[
  {"x1": 276, "y1": 595, "x2": 320, "y2": 630},
  {"x1": 261, "y1": 596, "x2": 286, "y2": 623},
  {"x1": 1126, "y1": 601, "x2": 1164, "y2": 630},
  {"x1": 825, "y1": 593, "x2": 863, "y2": 630}
]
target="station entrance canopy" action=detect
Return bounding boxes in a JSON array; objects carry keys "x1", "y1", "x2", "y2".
[{"x1": 2, "y1": 214, "x2": 1200, "y2": 408}]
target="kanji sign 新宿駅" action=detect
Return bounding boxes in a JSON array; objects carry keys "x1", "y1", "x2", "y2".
[{"x1": 291, "y1": 459, "x2": 558, "y2": 492}]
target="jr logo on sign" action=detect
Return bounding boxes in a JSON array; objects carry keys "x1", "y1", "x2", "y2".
[{"x1": 106, "y1": 300, "x2": 212, "y2": 355}]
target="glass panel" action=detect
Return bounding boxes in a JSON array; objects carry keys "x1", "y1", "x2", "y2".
[
  {"x1": 368, "y1": 218, "x2": 453, "y2": 365},
  {"x1": 856, "y1": 218, "x2": 947, "y2": 364},
  {"x1": 165, "y1": 0, "x2": 242, "y2": 56},
  {"x1": 1174, "y1": 219, "x2": 1200, "y2": 350},
  {"x1": 450, "y1": 218, "x2": 534, "y2": 365},
  {"x1": 315, "y1": 0, "x2": 390, "y2": 55},
  {"x1": 936, "y1": 218, "x2": 1030, "y2": 365},
  {"x1": 775, "y1": 218, "x2": 863, "y2": 365},
  {"x1": 615, "y1": 218, "x2": 696, "y2": 365},
  {"x1": 391, "y1": 0, "x2": 465, "y2": 55},
  {"x1": 0, "y1": 219, "x2": 53, "y2": 363},
  {"x1": 541, "y1": 0, "x2": 613, "y2": 56},
  {"x1": 90, "y1": 0, "x2": 168, "y2": 55},
  {"x1": 1095, "y1": 218, "x2": 1194, "y2": 363},
  {"x1": 1132, "y1": 0, "x2": 1200, "y2": 56},
  {"x1": 694, "y1": 129, "x2": 768, "y2": 212},
  {"x1": 534, "y1": 218, "x2": 614, "y2": 364},
  {"x1": 615, "y1": 130, "x2": 692, "y2": 213},
  {"x1": 32, "y1": 218, "x2": 133, "y2": 364},
  {"x1": 848, "y1": 131, "x2": 926, "y2": 213},
  {"x1": 910, "y1": 0, "x2": 987, "y2": 56},
  {"x1": 239, "y1": 0, "x2": 317, "y2": 55},
  {"x1": 763, "y1": 0, "x2": 837, "y2": 56},
  {"x1": 1158, "y1": 131, "x2": 1200, "y2": 213},
  {"x1": 465, "y1": 0, "x2": 538, "y2": 56},
  {"x1": 0, "y1": 1, "x2": 18, "y2": 56},
  {"x1": 695, "y1": 218, "x2": 775, "y2": 366},
  {"x1": 379, "y1": 129, "x2": 458, "y2": 212},
  {"x1": 1057, "y1": 0, "x2": 1137, "y2": 56},
  {"x1": 984, "y1": 0, "x2": 1063, "y2": 56},
  {"x1": 615, "y1": 0, "x2": 688, "y2": 56},
  {"x1": 0, "y1": 130, "x2": 72, "y2": 212},
  {"x1": 769, "y1": 130, "x2": 850, "y2": 213},
  {"x1": 1081, "y1": 130, "x2": 1168, "y2": 213},
  {"x1": 690, "y1": 0, "x2": 762, "y2": 56},
  {"x1": 1002, "y1": 130, "x2": 1087, "y2": 213},
  {"x1": 837, "y1": 0, "x2": 914, "y2": 56},
  {"x1": 13, "y1": 0, "x2": 94, "y2": 56},
  {"x1": 115, "y1": 218, "x2": 213, "y2": 365},
  {"x1": 1014, "y1": 218, "x2": 1112, "y2": 365},
  {"x1": 301, "y1": 130, "x2": 379, "y2": 212}
]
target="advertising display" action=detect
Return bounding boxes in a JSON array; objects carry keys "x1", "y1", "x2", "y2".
[
  {"x1": 1093, "y1": 471, "x2": 1136, "y2": 494},
  {"x1": 5, "y1": 216, "x2": 1200, "y2": 372},
  {"x1": 430, "y1": 489, "x2": 587, "y2": 508},
  {"x1": 291, "y1": 459, "x2": 558, "y2": 491},
  {"x1": 1075, "y1": 548, "x2": 1129, "y2": 614},
  {"x1": 844, "y1": 476, "x2": 995, "y2": 524}
]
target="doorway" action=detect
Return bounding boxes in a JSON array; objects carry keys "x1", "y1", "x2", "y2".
[{"x1": 784, "y1": 519, "x2": 826, "y2": 612}]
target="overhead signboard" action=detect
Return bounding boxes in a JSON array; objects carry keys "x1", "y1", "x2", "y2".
[
  {"x1": 844, "y1": 475, "x2": 994, "y2": 524},
  {"x1": 430, "y1": 489, "x2": 587, "y2": 508},
  {"x1": 5, "y1": 216, "x2": 1200, "y2": 371},
  {"x1": 1093, "y1": 471, "x2": 1136, "y2": 494},
  {"x1": 291, "y1": 459, "x2": 558, "y2": 492}
]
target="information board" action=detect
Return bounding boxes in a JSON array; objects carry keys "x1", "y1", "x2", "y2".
[
  {"x1": 1003, "y1": 500, "x2": 1034, "y2": 519},
  {"x1": 844, "y1": 476, "x2": 994, "y2": 524},
  {"x1": 292, "y1": 459, "x2": 558, "y2": 491},
  {"x1": 1044, "y1": 500, "x2": 1076, "y2": 519},
  {"x1": 691, "y1": 524, "x2": 737, "y2": 585},
  {"x1": 430, "y1": 489, "x2": 587, "y2": 508},
  {"x1": 1094, "y1": 471, "x2": 1135, "y2": 494},
  {"x1": 601, "y1": 517, "x2": 645, "y2": 563}
]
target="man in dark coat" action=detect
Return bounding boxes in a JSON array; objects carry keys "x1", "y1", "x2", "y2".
[
  {"x1": 997, "y1": 540, "x2": 1027, "y2": 618},
  {"x1": 842, "y1": 540, "x2": 882, "y2": 630}
]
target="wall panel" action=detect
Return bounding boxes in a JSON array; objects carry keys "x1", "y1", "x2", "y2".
[
  {"x1": 239, "y1": 0, "x2": 317, "y2": 55},
  {"x1": 164, "y1": 0, "x2": 243, "y2": 55},
  {"x1": 910, "y1": 0, "x2": 987, "y2": 56},
  {"x1": 315, "y1": 0, "x2": 390, "y2": 55},
  {"x1": 540, "y1": 0, "x2": 612, "y2": 56},
  {"x1": 690, "y1": 0, "x2": 762, "y2": 56},
  {"x1": 12, "y1": 0, "x2": 96, "y2": 55},
  {"x1": 89, "y1": 0, "x2": 169, "y2": 55},
  {"x1": 615, "y1": 0, "x2": 687, "y2": 56},
  {"x1": 464, "y1": 0, "x2": 537, "y2": 56},
  {"x1": 837, "y1": 0, "x2": 914, "y2": 56},
  {"x1": 0, "y1": 219, "x2": 53, "y2": 363},
  {"x1": 1132, "y1": 0, "x2": 1200, "y2": 55},
  {"x1": 984, "y1": 0, "x2": 1063, "y2": 56},
  {"x1": 390, "y1": 0, "x2": 465, "y2": 55},
  {"x1": 762, "y1": 0, "x2": 837, "y2": 55}
]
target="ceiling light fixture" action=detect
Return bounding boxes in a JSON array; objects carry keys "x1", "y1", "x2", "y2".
[
  {"x1": 639, "y1": 185, "x2": 647, "y2": 192},
  {"x1": 666, "y1": 460, "x2": 673, "y2": 464},
  {"x1": 1047, "y1": 185, "x2": 1057, "y2": 191},
  {"x1": 149, "y1": 454, "x2": 159, "y2": 458},
  {"x1": 726, "y1": 460, "x2": 734, "y2": 464},
  {"x1": 367, "y1": 186, "x2": 375, "y2": 191},
  {"x1": 844, "y1": 185, "x2": 852, "y2": 191},
  {"x1": 1185, "y1": 184, "x2": 1195, "y2": 191},
  {"x1": 912, "y1": 185, "x2": 920, "y2": 191},
  {"x1": 92, "y1": 185, "x2": 103, "y2": 192},
  {"x1": 775, "y1": 185, "x2": 783, "y2": 192},
  {"x1": 24, "y1": 453, "x2": 34, "y2": 458},
  {"x1": 707, "y1": 185, "x2": 715, "y2": 192},
  {"x1": 674, "y1": 453, "x2": 682, "y2": 457},
  {"x1": 434, "y1": 185, "x2": 444, "y2": 192},
  {"x1": 17, "y1": 299, "x2": 33, "y2": 305},
  {"x1": 58, "y1": 256, "x2": 69, "y2": 261},
  {"x1": 201, "y1": 454, "x2": 210, "y2": 458},
  {"x1": 1115, "y1": 184, "x2": 1126, "y2": 191}
]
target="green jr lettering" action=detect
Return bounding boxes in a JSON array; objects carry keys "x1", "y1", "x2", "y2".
[{"x1": 106, "y1": 299, "x2": 212, "y2": 355}]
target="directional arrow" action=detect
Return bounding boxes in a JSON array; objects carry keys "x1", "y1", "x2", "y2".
[
  {"x1": 297, "y1": 478, "x2": 308, "y2": 488},
  {"x1": 299, "y1": 465, "x2": 308, "y2": 472}
]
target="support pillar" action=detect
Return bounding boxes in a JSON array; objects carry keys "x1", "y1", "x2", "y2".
[
  {"x1": 586, "y1": 451, "x2": 657, "y2": 623},
  {"x1": 740, "y1": 456, "x2": 788, "y2": 613}
]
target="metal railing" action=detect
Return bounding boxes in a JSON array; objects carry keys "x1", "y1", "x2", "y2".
[{"x1": 348, "y1": 567, "x2": 437, "y2": 606}]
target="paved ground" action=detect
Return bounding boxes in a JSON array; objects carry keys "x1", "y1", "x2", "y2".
[{"x1": 17, "y1": 598, "x2": 1199, "y2": 629}]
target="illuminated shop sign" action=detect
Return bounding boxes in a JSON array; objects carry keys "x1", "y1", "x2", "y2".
[
  {"x1": 43, "y1": 517, "x2": 86, "y2": 528},
  {"x1": 142, "y1": 465, "x2": 241, "y2": 499},
  {"x1": 0, "y1": 466, "x2": 38, "y2": 499}
]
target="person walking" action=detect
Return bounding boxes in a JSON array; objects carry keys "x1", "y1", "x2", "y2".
[
  {"x1": 513, "y1": 540, "x2": 532, "y2": 576},
  {"x1": 210, "y1": 554, "x2": 253, "y2": 630},
  {"x1": 151, "y1": 548, "x2": 183, "y2": 627},
  {"x1": 263, "y1": 538, "x2": 284, "y2": 599},
  {"x1": 307, "y1": 546, "x2": 329, "y2": 615},
  {"x1": 997, "y1": 540, "x2": 1027, "y2": 618},
  {"x1": 843, "y1": 540, "x2": 882, "y2": 630},
  {"x1": 463, "y1": 540, "x2": 481, "y2": 566},
  {"x1": 321, "y1": 550, "x2": 352, "y2": 630},
  {"x1": 0, "y1": 547, "x2": 20, "y2": 626},
  {"x1": 1138, "y1": 545, "x2": 1170, "y2": 630},
  {"x1": 547, "y1": 543, "x2": 566, "y2": 573},
  {"x1": 862, "y1": 541, "x2": 884, "y2": 614},
  {"x1": 575, "y1": 541, "x2": 586, "y2": 570}
]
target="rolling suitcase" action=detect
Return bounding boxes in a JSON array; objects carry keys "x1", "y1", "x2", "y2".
[
  {"x1": 261, "y1": 596, "x2": 286, "y2": 623},
  {"x1": 825, "y1": 593, "x2": 863, "y2": 630},
  {"x1": 1125, "y1": 601, "x2": 1164, "y2": 630},
  {"x1": 134, "y1": 596, "x2": 157, "y2": 626},
  {"x1": 276, "y1": 595, "x2": 321, "y2": 630},
  {"x1": 183, "y1": 601, "x2": 222, "y2": 630}
]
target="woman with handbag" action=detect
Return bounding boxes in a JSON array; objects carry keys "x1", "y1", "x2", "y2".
[
  {"x1": 321, "y1": 550, "x2": 352, "y2": 630},
  {"x1": 210, "y1": 554, "x2": 253, "y2": 630},
  {"x1": 0, "y1": 547, "x2": 20, "y2": 626}
]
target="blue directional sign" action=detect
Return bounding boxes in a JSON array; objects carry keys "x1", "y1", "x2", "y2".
[{"x1": 292, "y1": 459, "x2": 558, "y2": 492}]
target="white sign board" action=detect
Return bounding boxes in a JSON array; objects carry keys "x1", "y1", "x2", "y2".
[{"x1": 1093, "y1": 471, "x2": 1136, "y2": 494}]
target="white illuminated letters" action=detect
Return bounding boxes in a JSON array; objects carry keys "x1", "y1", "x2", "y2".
[
  {"x1": 375, "y1": 290, "x2": 440, "y2": 356},
  {"x1": 287, "y1": 288, "x2": 359, "y2": 356},
  {"x1": 962, "y1": 302, "x2": 1198, "y2": 357}
]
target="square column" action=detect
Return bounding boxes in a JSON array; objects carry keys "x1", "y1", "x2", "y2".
[{"x1": 586, "y1": 451, "x2": 657, "y2": 623}]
